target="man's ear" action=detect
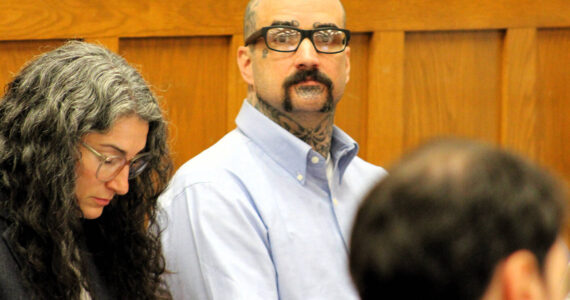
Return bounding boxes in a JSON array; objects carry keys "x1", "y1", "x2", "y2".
[
  {"x1": 502, "y1": 250, "x2": 544, "y2": 300},
  {"x1": 344, "y1": 46, "x2": 350, "y2": 84},
  {"x1": 237, "y1": 46, "x2": 254, "y2": 85}
]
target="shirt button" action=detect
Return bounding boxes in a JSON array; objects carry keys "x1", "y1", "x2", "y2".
[
  {"x1": 297, "y1": 174, "x2": 304, "y2": 181},
  {"x1": 311, "y1": 156, "x2": 320, "y2": 164}
]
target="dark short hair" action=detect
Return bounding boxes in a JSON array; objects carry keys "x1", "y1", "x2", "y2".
[{"x1": 349, "y1": 139, "x2": 567, "y2": 300}]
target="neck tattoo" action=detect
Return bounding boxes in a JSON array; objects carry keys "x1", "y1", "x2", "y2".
[{"x1": 253, "y1": 96, "x2": 334, "y2": 158}]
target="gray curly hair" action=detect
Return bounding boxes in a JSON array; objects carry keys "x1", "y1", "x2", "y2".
[{"x1": 0, "y1": 41, "x2": 172, "y2": 299}]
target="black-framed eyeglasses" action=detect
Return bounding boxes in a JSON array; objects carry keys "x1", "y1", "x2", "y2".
[
  {"x1": 244, "y1": 25, "x2": 351, "y2": 54},
  {"x1": 80, "y1": 142, "x2": 151, "y2": 182}
]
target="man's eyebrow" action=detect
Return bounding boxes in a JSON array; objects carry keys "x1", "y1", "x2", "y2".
[
  {"x1": 314, "y1": 23, "x2": 339, "y2": 29},
  {"x1": 271, "y1": 20, "x2": 299, "y2": 27}
]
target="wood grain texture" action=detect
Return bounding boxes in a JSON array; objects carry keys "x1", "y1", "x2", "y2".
[
  {"x1": 2, "y1": 0, "x2": 570, "y2": 41},
  {"x1": 344, "y1": 0, "x2": 570, "y2": 32},
  {"x1": 403, "y1": 30, "x2": 503, "y2": 150},
  {"x1": 0, "y1": 40, "x2": 67, "y2": 94},
  {"x1": 536, "y1": 28, "x2": 570, "y2": 184},
  {"x1": 84, "y1": 37, "x2": 119, "y2": 53},
  {"x1": 336, "y1": 33, "x2": 370, "y2": 159},
  {"x1": 366, "y1": 31, "x2": 405, "y2": 167},
  {"x1": 119, "y1": 37, "x2": 230, "y2": 169},
  {"x1": 501, "y1": 28, "x2": 539, "y2": 158},
  {"x1": 0, "y1": 0, "x2": 249, "y2": 40}
]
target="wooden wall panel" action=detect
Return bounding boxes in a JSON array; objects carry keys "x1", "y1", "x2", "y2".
[
  {"x1": 344, "y1": 0, "x2": 570, "y2": 32},
  {"x1": 0, "y1": 40, "x2": 67, "y2": 93},
  {"x1": 537, "y1": 28, "x2": 570, "y2": 184},
  {"x1": 119, "y1": 37, "x2": 230, "y2": 169},
  {"x1": 366, "y1": 31, "x2": 405, "y2": 167},
  {"x1": 336, "y1": 33, "x2": 370, "y2": 158},
  {"x1": 85, "y1": 37, "x2": 119, "y2": 53},
  {"x1": 402, "y1": 30, "x2": 503, "y2": 150},
  {"x1": 501, "y1": 28, "x2": 538, "y2": 159},
  {"x1": 0, "y1": 0, "x2": 250, "y2": 40},
  {"x1": 2, "y1": 0, "x2": 570, "y2": 39}
]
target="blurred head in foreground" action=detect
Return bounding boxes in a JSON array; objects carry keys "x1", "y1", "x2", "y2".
[{"x1": 350, "y1": 139, "x2": 568, "y2": 300}]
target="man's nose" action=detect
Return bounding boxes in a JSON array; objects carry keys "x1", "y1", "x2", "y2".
[{"x1": 294, "y1": 38, "x2": 320, "y2": 70}]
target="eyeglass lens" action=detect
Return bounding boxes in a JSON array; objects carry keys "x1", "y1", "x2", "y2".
[
  {"x1": 97, "y1": 155, "x2": 149, "y2": 181},
  {"x1": 266, "y1": 27, "x2": 347, "y2": 53},
  {"x1": 128, "y1": 157, "x2": 150, "y2": 178}
]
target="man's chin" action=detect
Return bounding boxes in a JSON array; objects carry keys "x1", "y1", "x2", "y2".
[
  {"x1": 283, "y1": 85, "x2": 334, "y2": 113},
  {"x1": 292, "y1": 84, "x2": 325, "y2": 97},
  {"x1": 288, "y1": 97, "x2": 332, "y2": 112},
  {"x1": 289, "y1": 87, "x2": 326, "y2": 102}
]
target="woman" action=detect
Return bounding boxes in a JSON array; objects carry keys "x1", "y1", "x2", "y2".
[{"x1": 0, "y1": 41, "x2": 173, "y2": 299}]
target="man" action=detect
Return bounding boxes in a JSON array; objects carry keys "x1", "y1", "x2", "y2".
[
  {"x1": 158, "y1": 0, "x2": 386, "y2": 299},
  {"x1": 350, "y1": 139, "x2": 569, "y2": 300}
]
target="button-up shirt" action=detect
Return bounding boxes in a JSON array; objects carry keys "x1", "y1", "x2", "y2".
[{"x1": 159, "y1": 100, "x2": 387, "y2": 300}]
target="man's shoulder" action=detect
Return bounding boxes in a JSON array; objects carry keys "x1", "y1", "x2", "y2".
[
  {"x1": 348, "y1": 156, "x2": 388, "y2": 176},
  {"x1": 161, "y1": 130, "x2": 257, "y2": 200},
  {"x1": 177, "y1": 129, "x2": 251, "y2": 172},
  {"x1": 343, "y1": 156, "x2": 388, "y2": 188}
]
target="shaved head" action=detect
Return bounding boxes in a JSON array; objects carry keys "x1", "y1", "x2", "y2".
[
  {"x1": 243, "y1": 0, "x2": 346, "y2": 42},
  {"x1": 243, "y1": 0, "x2": 260, "y2": 42}
]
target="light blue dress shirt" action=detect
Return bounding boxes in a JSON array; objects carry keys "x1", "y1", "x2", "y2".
[{"x1": 159, "y1": 101, "x2": 387, "y2": 300}]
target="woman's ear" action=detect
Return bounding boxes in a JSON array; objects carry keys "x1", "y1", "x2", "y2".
[{"x1": 237, "y1": 46, "x2": 254, "y2": 85}]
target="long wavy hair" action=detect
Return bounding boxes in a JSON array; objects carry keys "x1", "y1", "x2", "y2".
[{"x1": 0, "y1": 41, "x2": 173, "y2": 299}]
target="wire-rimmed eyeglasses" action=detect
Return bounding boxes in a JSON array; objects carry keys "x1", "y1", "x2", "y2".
[
  {"x1": 80, "y1": 142, "x2": 151, "y2": 182},
  {"x1": 244, "y1": 25, "x2": 351, "y2": 54}
]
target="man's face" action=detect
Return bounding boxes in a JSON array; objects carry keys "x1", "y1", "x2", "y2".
[{"x1": 246, "y1": 0, "x2": 350, "y2": 115}]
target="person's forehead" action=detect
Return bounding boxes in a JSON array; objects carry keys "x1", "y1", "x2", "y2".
[{"x1": 256, "y1": 0, "x2": 344, "y2": 28}]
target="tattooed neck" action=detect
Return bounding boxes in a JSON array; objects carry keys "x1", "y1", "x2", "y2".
[{"x1": 252, "y1": 96, "x2": 334, "y2": 158}]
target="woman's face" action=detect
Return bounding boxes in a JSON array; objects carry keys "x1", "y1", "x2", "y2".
[{"x1": 75, "y1": 115, "x2": 149, "y2": 219}]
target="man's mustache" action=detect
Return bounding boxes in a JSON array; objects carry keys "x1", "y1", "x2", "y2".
[{"x1": 282, "y1": 69, "x2": 333, "y2": 91}]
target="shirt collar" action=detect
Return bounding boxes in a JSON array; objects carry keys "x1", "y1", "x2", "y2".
[
  {"x1": 330, "y1": 126, "x2": 359, "y2": 183},
  {"x1": 236, "y1": 100, "x2": 359, "y2": 183}
]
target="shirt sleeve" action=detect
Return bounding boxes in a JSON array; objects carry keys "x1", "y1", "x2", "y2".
[{"x1": 159, "y1": 175, "x2": 278, "y2": 300}]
